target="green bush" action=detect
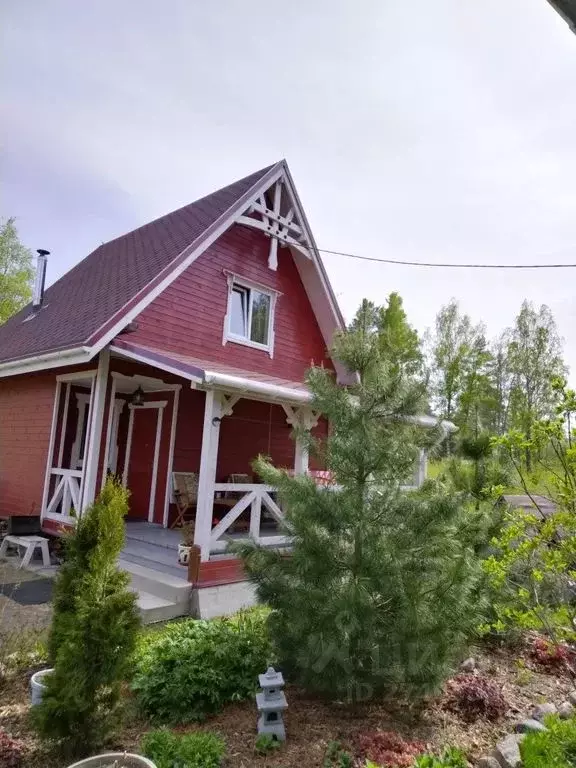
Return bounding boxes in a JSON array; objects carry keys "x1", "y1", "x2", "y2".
[
  {"x1": 32, "y1": 479, "x2": 141, "y2": 758},
  {"x1": 520, "y1": 714, "x2": 576, "y2": 767},
  {"x1": 141, "y1": 728, "x2": 225, "y2": 768},
  {"x1": 412, "y1": 746, "x2": 468, "y2": 767},
  {"x1": 132, "y1": 607, "x2": 274, "y2": 722}
]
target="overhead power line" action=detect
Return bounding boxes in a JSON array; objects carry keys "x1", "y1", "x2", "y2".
[{"x1": 315, "y1": 247, "x2": 576, "y2": 269}]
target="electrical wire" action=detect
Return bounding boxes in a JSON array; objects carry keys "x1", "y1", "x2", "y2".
[{"x1": 315, "y1": 247, "x2": 576, "y2": 269}]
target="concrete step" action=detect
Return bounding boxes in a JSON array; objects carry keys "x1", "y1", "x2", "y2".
[
  {"x1": 120, "y1": 558, "x2": 192, "y2": 605},
  {"x1": 121, "y1": 547, "x2": 186, "y2": 579},
  {"x1": 135, "y1": 589, "x2": 189, "y2": 624}
]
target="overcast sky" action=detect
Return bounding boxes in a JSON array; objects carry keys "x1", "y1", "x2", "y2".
[{"x1": 3, "y1": 0, "x2": 576, "y2": 374}]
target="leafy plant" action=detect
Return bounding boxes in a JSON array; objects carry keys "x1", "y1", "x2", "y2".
[
  {"x1": 239, "y1": 303, "x2": 494, "y2": 704},
  {"x1": 444, "y1": 673, "x2": 507, "y2": 721},
  {"x1": 412, "y1": 746, "x2": 468, "y2": 768},
  {"x1": 520, "y1": 714, "x2": 576, "y2": 767},
  {"x1": 357, "y1": 731, "x2": 426, "y2": 768},
  {"x1": 0, "y1": 728, "x2": 25, "y2": 767},
  {"x1": 530, "y1": 637, "x2": 575, "y2": 671},
  {"x1": 255, "y1": 732, "x2": 281, "y2": 755},
  {"x1": 141, "y1": 728, "x2": 225, "y2": 768},
  {"x1": 323, "y1": 740, "x2": 353, "y2": 767},
  {"x1": 132, "y1": 607, "x2": 273, "y2": 722},
  {"x1": 32, "y1": 479, "x2": 141, "y2": 758}
]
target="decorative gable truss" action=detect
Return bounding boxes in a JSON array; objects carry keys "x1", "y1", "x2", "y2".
[{"x1": 237, "y1": 177, "x2": 312, "y2": 271}]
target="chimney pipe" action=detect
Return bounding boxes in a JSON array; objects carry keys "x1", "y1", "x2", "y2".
[{"x1": 32, "y1": 249, "x2": 49, "y2": 308}]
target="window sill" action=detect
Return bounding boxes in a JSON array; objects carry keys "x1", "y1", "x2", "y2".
[{"x1": 225, "y1": 334, "x2": 273, "y2": 356}]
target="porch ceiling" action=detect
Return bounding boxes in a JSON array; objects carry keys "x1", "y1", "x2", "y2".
[{"x1": 110, "y1": 339, "x2": 312, "y2": 405}]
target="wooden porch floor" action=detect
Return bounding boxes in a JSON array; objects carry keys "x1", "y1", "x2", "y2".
[{"x1": 122, "y1": 521, "x2": 285, "y2": 579}]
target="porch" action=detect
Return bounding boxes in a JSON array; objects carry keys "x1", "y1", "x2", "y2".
[{"x1": 39, "y1": 346, "x2": 330, "y2": 567}]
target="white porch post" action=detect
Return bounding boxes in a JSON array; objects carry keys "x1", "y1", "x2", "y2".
[
  {"x1": 294, "y1": 437, "x2": 309, "y2": 475},
  {"x1": 417, "y1": 449, "x2": 428, "y2": 487},
  {"x1": 282, "y1": 404, "x2": 319, "y2": 475},
  {"x1": 81, "y1": 349, "x2": 110, "y2": 513},
  {"x1": 40, "y1": 380, "x2": 62, "y2": 521},
  {"x1": 195, "y1": 389, "x2": 224, "y2": 561}
]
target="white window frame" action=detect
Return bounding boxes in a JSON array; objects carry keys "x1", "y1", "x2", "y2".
[{"x1": 222, "y1": 273, "x2": 279, "y2": 358}]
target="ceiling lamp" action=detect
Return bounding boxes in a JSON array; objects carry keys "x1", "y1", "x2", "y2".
[{"x1": 130, "y1": 386, "x2": 145, "y2": 407}]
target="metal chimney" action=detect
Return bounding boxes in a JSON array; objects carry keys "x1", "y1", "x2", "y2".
[{"x1": 32, "y1": 249, "x2": 49, "y2": 308}]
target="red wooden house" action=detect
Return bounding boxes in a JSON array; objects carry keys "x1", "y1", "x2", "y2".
[{"x1": 0, "y1": 160, "x2": 350, "y2": 618}]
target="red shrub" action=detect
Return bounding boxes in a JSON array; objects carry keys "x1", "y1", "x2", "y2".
[
  {"x1": 530, "y1": 637, "x2": 575, "y2": 670},
  {"x1": 357, "y1": 730, "x2": 426, "y2": 767},
  {"x1": 444, "y1": 674, "x2": 507, "y2": 721},
  {"x1": 0, "y1": 729, "x2": 25, "y2": 767}
]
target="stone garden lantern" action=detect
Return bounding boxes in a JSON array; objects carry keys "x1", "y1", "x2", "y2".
[{"x1": 256, "y1": 666, "x2": 287, "y2": 741}]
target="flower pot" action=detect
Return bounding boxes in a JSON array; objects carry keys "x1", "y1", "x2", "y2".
[
  {"x1": 178, "y1": 543, "x2": 192, "y2": 566},
  {"x1": 66, "y1": 753, "x2": 156, "y2": 767},
  {"x1": 30, "y1": 667, "x2": 53, "y2": 706}
]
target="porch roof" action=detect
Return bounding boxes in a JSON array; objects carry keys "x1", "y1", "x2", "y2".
[{"x1": 110, "y1": 339, "x2": 312, "y2": 404}]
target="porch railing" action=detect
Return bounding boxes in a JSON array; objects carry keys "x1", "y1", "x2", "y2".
[
  {"x1": 209, "y1": 483, "x2": 288, "y2": 551},
  {"x1": 45, "y1": 468, "x2": 83, "y2": 519}
]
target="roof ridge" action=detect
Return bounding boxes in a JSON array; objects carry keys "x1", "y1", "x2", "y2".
[{"x1": 100, "y1": 162, "x2": 279, "y2": 250}]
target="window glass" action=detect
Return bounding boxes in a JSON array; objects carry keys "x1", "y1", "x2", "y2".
[
  {"x1": 250, "y1": 290, "x2": 271, "y2": 345},
  {"x1": 230, "y1": 285, "x2": 248, "y2": 337}
]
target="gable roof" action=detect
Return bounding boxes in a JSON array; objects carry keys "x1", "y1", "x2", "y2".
[{"x1": 0, "y1": 161, "x2": 346, "y2": 378}]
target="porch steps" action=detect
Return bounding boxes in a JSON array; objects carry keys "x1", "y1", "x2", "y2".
[
  {"x1": 119, "y1": 559, "x2": 192, "y2": 624},
  {"x1": 121, "y1": 540, "x2": 185, "y2": 579}
]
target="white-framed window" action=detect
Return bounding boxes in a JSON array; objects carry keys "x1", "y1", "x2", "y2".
[{"x1": 223, "y1": 274, "x2": 278, "y2": 356}]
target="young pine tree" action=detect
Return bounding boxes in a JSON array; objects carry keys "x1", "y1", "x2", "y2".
[
  {"x1": 33, "y1": 479, "x2": 140, "y2": 758},
  {"x1": 239, "y1": 303, "x2": 491, "y2": 704}
]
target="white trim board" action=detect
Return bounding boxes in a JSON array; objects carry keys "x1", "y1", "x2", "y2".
[{"x1": 122, "y1": 400, "x2": 168, "y2": 524}]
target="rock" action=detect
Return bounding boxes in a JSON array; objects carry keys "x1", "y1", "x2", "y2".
[
  {"x1": 531, "y1": 702, "x2": 557, "y2": 721},
  {"x1": 514, "y1": 718, "x2": 547, "y2": 733},
  {"x1": 460, "y1": 657, "x2": 477, "y2": 672},
  {"x1": 568, "y1": 691, "x2": 576, "y2": 707},
  {"x1": 558, "y1": 701, "x2": 574, "y2": 719},
  {"x1": 493, "y1": 733, "x2": 524, "y2": 768},
  {"x1": 477, "y1": 757, "x2": 501, "y2": 768}
]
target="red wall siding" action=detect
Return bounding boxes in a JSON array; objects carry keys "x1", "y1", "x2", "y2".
[
  {"x1": 217, "y1": 399, "x2": 293, "y2": 479},
  {"x1": 128, "y1": 223, "x2": 334, "y2": 382},
  {"x1": 171, "y1": 392, "x2": 296, "y2": 482},
  {"x1": 0, "y1": 372, "x2": 57, "y2": 518}
]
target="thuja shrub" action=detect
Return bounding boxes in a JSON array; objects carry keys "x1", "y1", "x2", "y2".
[
  {"x1": 32, "y1": 479, "x2": 141, "y2": 758},
  {"x1": 357, "y1": 731, "x2": 426, "y2": 768},
  {"x1": 132, "y1": 607, "x2": 274, "y2": 722},
  {"x1": 444, "y1": 673, "x2": 507, "y2": 721}
]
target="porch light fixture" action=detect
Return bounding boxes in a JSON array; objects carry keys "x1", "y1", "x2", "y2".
[{"x1": 130, "y1": 386, "x2": 145, "y2": 407}]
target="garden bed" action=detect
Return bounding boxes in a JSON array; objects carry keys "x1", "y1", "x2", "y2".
[{"x1": 1, "y1": 642, "x2": 573, "y2": 767}]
